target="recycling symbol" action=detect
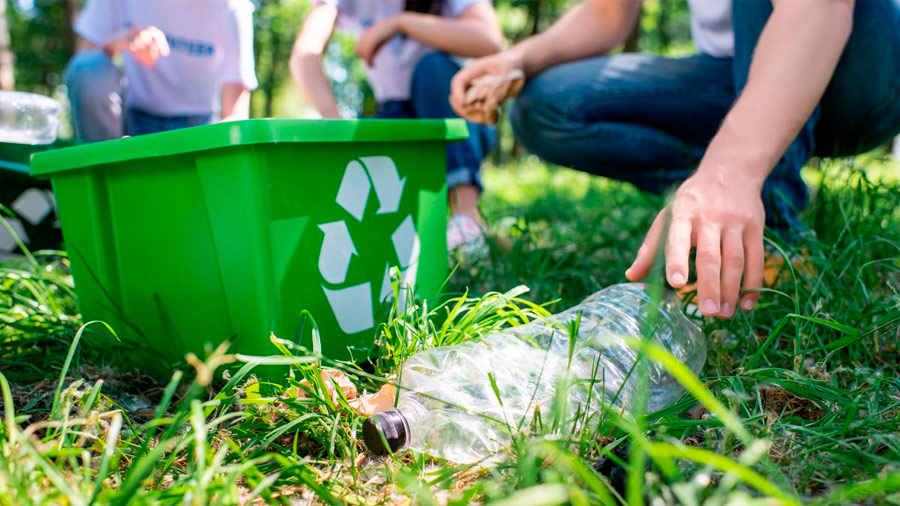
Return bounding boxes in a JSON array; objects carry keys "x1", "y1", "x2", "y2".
[{"x1": 317, "y1": 156, "x2": 420, "y2": 334}]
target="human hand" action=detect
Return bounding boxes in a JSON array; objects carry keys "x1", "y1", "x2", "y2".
[
  {"x1": 450, "y1": 51, "x2": 526, "y2": 124},
  {"x1": 105, "y1": 26, "x2": 170, "y2": 67},
  {"x1": 625, "y1": 168, "x2": 767, "y2": 318},
  {"x1": 356, "y1": 15, "x2": 404, "y2": 67}
]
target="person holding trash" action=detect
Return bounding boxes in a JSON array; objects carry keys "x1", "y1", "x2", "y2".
[
  {"x1": 65, "y1": 0, "x2": 259, "y2": 142},
  {"x1": 290, "y1": 0, "x2": 503, "y2": 254},
  {"x1": 450, "y1": 0, "x2": 900, "y2": 318}
]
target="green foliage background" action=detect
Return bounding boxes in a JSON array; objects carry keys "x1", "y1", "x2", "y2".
[{"x1": 4, "y1": 0, "x2": 693, "y2": 135}]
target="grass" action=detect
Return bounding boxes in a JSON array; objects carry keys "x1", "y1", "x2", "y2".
[{"x1": 0, "y1": 153, "x2": 898, "y2": 504}]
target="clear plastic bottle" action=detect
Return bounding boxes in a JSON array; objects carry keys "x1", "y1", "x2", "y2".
[
  {"x1": 0, "y1": 91, "x2": 61, "y2": 145},
  {"x1": 363, "y1": 283, "x2": 706, "y2": 464}
]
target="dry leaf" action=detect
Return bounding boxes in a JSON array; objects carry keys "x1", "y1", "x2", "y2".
[
  {"x1": 759, "y1": 384, "x2": 825, "y2": 422},
  {"x1": 293, "y1": 368, "x2": 357, "y2": 402},
  {"x1": 348, "y1": 383, "x2": 397, "y2": 416}
]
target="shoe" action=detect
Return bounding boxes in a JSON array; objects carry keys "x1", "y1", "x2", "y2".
[{"x1": 447, "y1": 214, "x2": 488, "y2": 259}]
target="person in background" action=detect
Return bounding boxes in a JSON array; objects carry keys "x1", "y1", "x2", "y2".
[
  {"x1": 290, "y1": 0, "x2": 503, "y2": 255},
  {"x1": 451, "y1": 0, "x2": 900, "y2": 318},
  {"x1": 65, "y1": 0, "x2": 258, "y2": 142}
]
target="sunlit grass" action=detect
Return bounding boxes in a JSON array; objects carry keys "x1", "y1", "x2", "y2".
[{"x1": 0, "y1": 154, "x2": 898, "y2": 504}]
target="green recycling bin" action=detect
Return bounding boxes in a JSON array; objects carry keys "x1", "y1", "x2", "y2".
[{"x1": 30, "y1": 119, "x2": 465, "y2": 371}]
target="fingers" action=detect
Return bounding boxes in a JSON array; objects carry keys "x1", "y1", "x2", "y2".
[
  {"x1": 450, "y1": 66, "x2": 483, "y2": 118},
  {"x1": 129, "y1": 27, "x2": 169, "y2": 67},
  {"x1": 664, "y1": 217, "x2": 692, "y2": 288},
  {"x1": 695, "y1": 224, "x2": 722, "y2": 317},
  {"x1": 626, "y1": 210, "x2": 666, "y2": 282},
  {"x1": 740, "y1": 226, "x2": 765, "y2": 311},
  {"x1": 148, "y1": 26, "x2": 170, "y2": 57},
  {"x1": 718, "y1": 226, "x2": 744, "y2": 318}
]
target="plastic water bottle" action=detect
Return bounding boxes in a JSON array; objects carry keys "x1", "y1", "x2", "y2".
[
  {"x1": 0, "y1": 91, "x2": 61, "y2": 145},
  {"x1": 363, "y1": 283, "x2": 706, "y2": 464}
]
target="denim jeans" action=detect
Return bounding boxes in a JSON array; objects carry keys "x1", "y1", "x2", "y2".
[
  {"x1": 64, "y1": 51, "x2": 213, "y2": 142},
  {"x1": 511, "y1": 0, "x2": 900, "y2": 229},
  {"x1": 375, "y1": 52, "x2": 497, "y2": 190}
]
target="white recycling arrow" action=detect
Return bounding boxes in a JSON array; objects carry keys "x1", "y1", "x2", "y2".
[
  {"x1": 323, "y1": 282, "x2": 374, "y2": 334},
  {"x1": 379, "y1": 262, "x2": 393, "y2": 303},
  {"x1": 318, "y1": 221, "x2": 357, "y2": 284},
  {"x1": 336, "y1": 160, "x2": 371, "y2": 222},
  {"x1": 360, "y1": 156, "x2": 406, "y2": 215},
  {"x1": 391, "y1": 215, "x2": 420, "y2": 269},
  {"x1": 378, "y1": 262, "x2": 418, "y2": 312}
]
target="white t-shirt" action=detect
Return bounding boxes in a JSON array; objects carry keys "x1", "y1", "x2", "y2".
[
  {"x1": 321, "y1": 0, "x2": 484, "y2": 102},
  {"x1": 75, "y1": 0, "x2": 259, "y2": 117},
  {"x1": 686, "y1": 0, "x2": 734, "y2": 58}
]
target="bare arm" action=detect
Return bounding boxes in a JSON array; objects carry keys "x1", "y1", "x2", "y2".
[
  {"x1": 76, "y1": 26, "x2": 170, "y2": 67},
  {"x1": 355, "y1": 3, "x2": 503, "y2": 66},
  {"x1": 289, "y1": 4, "x2": 341, "y2": 118},
  {"x1": 627, "y1": 0, "x2": 855, "y2": 318},
  {"x1": 703, "y1": 0, "x2": 854, "y2": 186},
  {"x1": 220, "y1": 83, "x2": 250, "y2": 122},
  {"x1": 449, "y1": 0, "x2": 640, "y2": 114},
  {"x1": 396, "y1": 3, "x2": 503, "y2": 58},
  {"x1": 509, "y1": 0, "x2": 640, "y2": 77}
]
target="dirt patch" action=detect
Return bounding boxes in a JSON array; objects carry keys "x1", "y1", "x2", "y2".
[{"x1": 758, "y1": 384, "x2": 825, "y2": 423}]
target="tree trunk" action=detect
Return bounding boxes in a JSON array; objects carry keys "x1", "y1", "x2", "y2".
[
  {"x1": 656, "y1": 0, "x2": 671, "y2": 52},
  {"x1": 0, "y1": 0, "x2": 14, "y2": 90},
  {"x1": 63, "y1": 0, "x2": 79, "y2": 57},
  {"x1": 623, "y1": 4, "x2": 643, "y2": 53},
  {"x1": 263, "y1": 20, "x2": 282, "y2": 118}
]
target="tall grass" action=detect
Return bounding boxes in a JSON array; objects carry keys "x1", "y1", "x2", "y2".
[{"x1": 0, "y1": 156, "x2": 897, "y2": 504}]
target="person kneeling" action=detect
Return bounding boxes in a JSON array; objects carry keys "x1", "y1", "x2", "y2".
[
  {"x1": 290, "y1": 0, "x2": 504, "y2": 255},
  {"x1": 65, "y1": 0, "x2": 259, "y2": 141}
]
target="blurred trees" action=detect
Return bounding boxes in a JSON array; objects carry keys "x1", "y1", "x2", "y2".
[{"x1": 0, "y1": 0, "x2": 14, "y2": 90}]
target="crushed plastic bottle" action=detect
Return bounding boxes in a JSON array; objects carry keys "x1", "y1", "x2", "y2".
[
  {"x1": 363, "y1": 283, "x2": 706, "y2": 464},
  {"x1": 0, "y1": 91, "x2": 61, "y2": 145}
]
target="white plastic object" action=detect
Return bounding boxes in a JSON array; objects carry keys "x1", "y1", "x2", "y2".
[
  {"x1": 364, "y1": 283, "x2": 706, "y2": 464},
  {"x1": 0, "y1": 91, "x2": 62, "y2": 145}
]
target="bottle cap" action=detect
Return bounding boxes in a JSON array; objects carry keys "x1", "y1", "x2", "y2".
[{"x1": 363, "y1": 409, "x2": 410, "y2": 455}]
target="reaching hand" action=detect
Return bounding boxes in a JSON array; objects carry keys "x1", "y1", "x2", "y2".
[
  {"x1": 625, "y1": 168, "x2": 766, "y2": 318},
  {"x1": 450, "y1": 51, "x2": 526, "y2": 124},
  {"x1": 105, "y1": 26, "x2": 170, "y2": 67},
  {"x1": 355, "y1": 16, "x2": 403, "y2": 67}
]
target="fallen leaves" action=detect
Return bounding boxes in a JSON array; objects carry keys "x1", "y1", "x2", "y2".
[
  {"x1": 293, "y1": 368, "x2": 357, "y2": 403},
  {"x1": 289, "y1": 368, "x2": 397, "y2": 417},
  {"x1": 349, "y1": 384, "x2": 397, "y2": 417},
  {"x1": 759, "y1": 384, "x2": 825, "y2": 423}
]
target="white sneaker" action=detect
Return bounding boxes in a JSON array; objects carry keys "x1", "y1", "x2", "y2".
[{"x1": 447, "y1": 214, "x2": 488, "y2": 259}]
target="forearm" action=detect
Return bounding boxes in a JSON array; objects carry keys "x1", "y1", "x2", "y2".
[
  {"x1": 290, "y1": 54, "x2": 340, "y2": 118},
  {"x1": 397, "y1": 11, "x2": 502, "y2": 58},
  {"x1": 77, "y1": 33, "x2": 124, "y2": 57},
  {"x1": 701, "y1": 0, "x2": 854, "y2": 185},
  {"x1": 220, "y1": 84, "x2": 250, "y2": 121},
  {"x1": 290, "y1": 4, "x2": 340, "y2": 118},
  {"x1": 509, "y1": 0, "x2": 640, "y2": 77}
]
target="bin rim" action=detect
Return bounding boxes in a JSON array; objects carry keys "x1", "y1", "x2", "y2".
[{"x1": 30, "y1": 118, "x2": 469, "y2": 178}]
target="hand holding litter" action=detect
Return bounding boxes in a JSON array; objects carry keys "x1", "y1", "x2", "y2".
[{"x1": 451, "y1": 52, "x2": 527, "y2": 124}]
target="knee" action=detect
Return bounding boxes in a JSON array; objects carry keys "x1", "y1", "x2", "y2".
[
  {"x1": 65, "y1": 51, "x2": 120, "y2": 103},
  {"x1": 509, "y1": 73, "x2": 568, "y2": 154}
]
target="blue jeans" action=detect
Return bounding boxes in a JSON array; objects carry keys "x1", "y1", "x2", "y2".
[
  {"x1": 65, "y1": 51, "x2": 213, "y2": 142},
  {"x1": 375, "y1": 52, "x2": 497, "y2": 190},
  {"x1": 511, "y1": 0, "x2": 900, "y2": 229}
]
